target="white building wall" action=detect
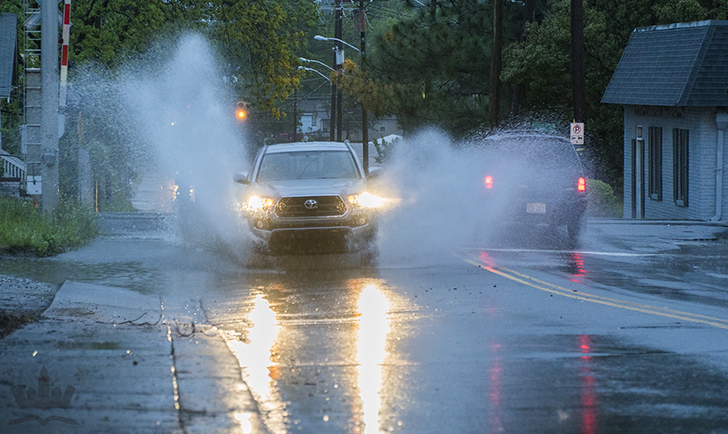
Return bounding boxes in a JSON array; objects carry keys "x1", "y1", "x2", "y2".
[
  {"x1": 622, "y1": 108, "x2": 632, "y2": 219},
  {"x1": 623, "y1": 105, "x2": 723, "y2": 220}
]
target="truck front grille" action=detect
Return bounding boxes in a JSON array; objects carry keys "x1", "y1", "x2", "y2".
[{"x1": 275, "y1": 196, "x2": 347, "y2": 218}]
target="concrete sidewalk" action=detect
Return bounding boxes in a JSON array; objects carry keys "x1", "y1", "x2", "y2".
[{"x1": 0, "y1": 281, "x2": 268, "y2": 434}]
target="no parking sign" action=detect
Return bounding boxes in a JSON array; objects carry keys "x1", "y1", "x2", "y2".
[{"x1": 570, "y1": 122, "x2": 584, "y2": 145}]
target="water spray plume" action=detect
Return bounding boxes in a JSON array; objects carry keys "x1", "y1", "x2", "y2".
[{"x1": 70, "y1": 34, "x2": 253, "y2": 257}]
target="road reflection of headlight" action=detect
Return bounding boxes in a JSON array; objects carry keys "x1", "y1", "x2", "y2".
[
  {"x1": 247, "y1": 195, "x2": 275, "y2": 211},
  {"x1": 356, "y1": 284, "x2": 391, "y2": 434},
  {"x1": 348, "y1": 192, "x2": 386, "y2": 208},
  {"x1": 224, "y1": 294, "x2": 286, "y2": 434}
]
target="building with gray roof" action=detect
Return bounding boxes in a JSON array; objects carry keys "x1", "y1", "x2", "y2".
[{"x1": 603, "y1": 20, "x2": 728, "y2": 221}]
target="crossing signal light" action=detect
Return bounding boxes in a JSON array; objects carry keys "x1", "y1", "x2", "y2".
[{"x1": 235, "y1": 102, "x2": 248, "y2": 121}]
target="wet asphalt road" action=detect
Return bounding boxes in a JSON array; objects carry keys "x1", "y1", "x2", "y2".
[{"x1": 2, "y1": 220, "x2": 728, "y2": 434}]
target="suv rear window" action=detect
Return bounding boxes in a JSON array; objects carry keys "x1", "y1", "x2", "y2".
[{"x1": 483, "y1": 136, "x2": 581, "y2": 170}]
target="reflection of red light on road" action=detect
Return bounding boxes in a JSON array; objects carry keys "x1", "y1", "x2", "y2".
[
  {"x1": 568, "y1": 252, "x2": 587, "y2": 282},
  {"x1": 489, "y1": 358, "x2": 503, "y2": 433},
  {"x1": 578, "y1": 335, "x2": 597, "y2": 434},
  {"x1": 490, "y1": 360, "x2": 501, "y2": 406},
  {"x1": 580, "y1": 334, "x2": 591, "y2": 354},
  {"x1": 479, "y1": 251, "x2": 496, "y2": 268}
]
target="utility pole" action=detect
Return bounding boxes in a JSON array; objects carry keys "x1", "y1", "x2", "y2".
[
  {"x1": 571, "y1": 0, "x2": 586, "y2": 123},
  {"x1": 330, "y1": 54, "x2": 337, "y2": 140},
  {"x1": 335, "y1": 0, "x2": 343, "y2": 142},
  {"x1": 489, "y1": 0, "x2": 502, "y2": 130},
  {"x1": 358, "y1": 1, "x2": 368, "y2": 174},
  {"x1": 511, "y1": 0, "x2": 534, "y2": 118},
  {"x1": 292, "y1": 88, "x2": 298, "y2": 142},
  {"x1": 41, "y1": 0, "x2": 59, "y2": 214}
]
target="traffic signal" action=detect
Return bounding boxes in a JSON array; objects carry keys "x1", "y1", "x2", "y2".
[{"x1": 235, "y1": 102, "x2": 248, "y2": 121}]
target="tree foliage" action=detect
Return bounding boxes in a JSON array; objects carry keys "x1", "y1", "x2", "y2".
[
  {"x1": 212, "y1": 0, "x2": 317, "y2": 119},
  {"x1": 363, "y1": 0, "x2": 493, "y2": 136}
]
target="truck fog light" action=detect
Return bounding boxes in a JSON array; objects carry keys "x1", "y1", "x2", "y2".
[
  {"x1": 358, "y1": 217, "x2": 367, "y2": 226},
  {"x1": 255, "y1": 220, "x2": 265, "y2": 229}
]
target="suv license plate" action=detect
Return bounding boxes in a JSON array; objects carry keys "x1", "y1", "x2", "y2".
[{"x1": 527, "y1": 203, "x2": 546, "y2": 214}]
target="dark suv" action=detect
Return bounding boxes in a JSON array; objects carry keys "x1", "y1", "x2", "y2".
[
  {"x1": 478, "y1": 133, "x2": 588, "y2": 244},
  {"x1": 234, "y1": 142, "x2": 382, "y2": 257}
]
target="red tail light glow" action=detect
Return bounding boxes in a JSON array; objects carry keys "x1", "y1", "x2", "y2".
[
  {"x1": 578, "y1": 177, "x2": 586, "y2": 192},
  {"x1": 485, "y1": 176, "x2": 493, "y2": 189}
]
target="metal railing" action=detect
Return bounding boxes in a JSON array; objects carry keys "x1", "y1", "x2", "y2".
[{"x1": 1, "y1": 153, "x2": 27, "y2": 183}]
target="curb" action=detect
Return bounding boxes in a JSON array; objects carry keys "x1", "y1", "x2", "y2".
[{"x1": 588, "y1": 218, "x2": 728, "y2": 227}]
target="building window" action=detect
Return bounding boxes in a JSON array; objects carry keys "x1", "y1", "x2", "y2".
[
  {"x1": 648, "y1": 127, "x2": 662, "y2": 201},
  {"x1": 673, "y1": 128, "x2": 689, "y2": 207},
  {"x1": 379, "y1": 122, "x2": 386, "y2": 132}
]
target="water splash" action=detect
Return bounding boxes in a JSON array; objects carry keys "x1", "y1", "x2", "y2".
[
  {"x1": 377, "y1": 129, "x2": 492, "y2": 267},
  {"x1": 70, "y1": 34, "x2": 253, "y2": 257}
]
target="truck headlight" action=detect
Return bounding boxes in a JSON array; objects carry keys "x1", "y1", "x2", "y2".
[
  {"x1": 347, "y1": 192, "x2": 385, "y2": 208},
  {"x1": 247, "y1": 195, "x2": 275, "y2": 211}
]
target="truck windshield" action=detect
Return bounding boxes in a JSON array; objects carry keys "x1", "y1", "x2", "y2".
[{"x1": 257, "y1": 150, "x2": 361, "y2": 181}]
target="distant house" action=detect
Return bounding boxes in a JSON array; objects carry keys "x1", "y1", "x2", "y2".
[
  {"x1": 347, "y1": 115, "x2": 402, "y2": 144},
  {"x1": 297, "y1": 98, "x2": 403, "y2": 144},
  {"x1": 602, "y1": 20, "x2": 728, "y2": 221},
  {"x1": 299, "y1": 99, "x2": 331, "y2": 141}
]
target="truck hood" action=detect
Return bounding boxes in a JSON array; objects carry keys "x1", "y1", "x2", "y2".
[{"x1": 255, "y1": 178, "x2": 366, "y2": 198}]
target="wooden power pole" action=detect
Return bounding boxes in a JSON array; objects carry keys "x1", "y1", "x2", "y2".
[
  {"x1": 489, "y1": 0, "x2": 503, "y2": 130},
  {"x1": 571, "y1": 0, "x2": 586, "y2": 123}
]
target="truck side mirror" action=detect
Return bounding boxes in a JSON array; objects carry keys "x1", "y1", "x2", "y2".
[{"x1": 233, "y1": 172, "x2": 250, "y2": 185}]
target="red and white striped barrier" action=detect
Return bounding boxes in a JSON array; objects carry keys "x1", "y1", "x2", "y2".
[{"x1": 59, "y1": 0, "x2": 71, "y2": 108}]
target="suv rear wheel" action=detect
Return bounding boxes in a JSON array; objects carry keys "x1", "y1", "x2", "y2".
[{"x1": 567, "y1": 213, "x2": 586, "y2": 246}]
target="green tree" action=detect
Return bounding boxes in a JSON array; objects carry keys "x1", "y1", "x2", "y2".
[
  {"x1": 213, "y1": 0, "x2": 317, "y2": 120},
  {"x1": 365, "y1": 0, "x2": 493, "y2": 137},
  {"x1": 68, "y1": 0, "x2": 207, "y2": 67}
]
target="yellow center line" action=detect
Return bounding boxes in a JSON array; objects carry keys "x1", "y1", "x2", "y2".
[{"x1": 462, "y1": 257, "x2": 728, "y2": 330}]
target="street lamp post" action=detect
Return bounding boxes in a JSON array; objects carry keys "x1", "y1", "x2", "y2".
[
  {"x1": 300, "y1": 57, "x2": 335, "y2": 71},
  {"x1": 301, "y1": 57, "x2": 336, "y2": 140},
  {"x1": 357, "y1": 2, "x2": 369, "y2": 174},
  {"x1": 334, "y1": 1, "x2": 344, "y2": 142},
  {"x1": 313, "y1": 34, "x2": 368, "y2": 171},
  {"x1": 298, "y1": 66, "x2": 332, "y2": 82},
  {"x1": 314, "y1": 35, "x2": 361, "y2": 53},
  {"x1": 298, "y1": 66, "x2": 333, "y2": 141}
]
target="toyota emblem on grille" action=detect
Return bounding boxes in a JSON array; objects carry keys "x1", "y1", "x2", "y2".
[{"x1": 304, "y1": 199, "x2": 318, "y2": 210}]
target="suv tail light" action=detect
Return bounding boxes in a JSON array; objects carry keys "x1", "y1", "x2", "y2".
[
  {"x1": 484, "y1": 176, "x2": 493, "y2": 189},
  {"x1": 577, "y1": 177, "x2": 586, "y2": 193}
]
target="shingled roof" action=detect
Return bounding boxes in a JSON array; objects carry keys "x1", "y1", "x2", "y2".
[
  {"x1": 602, "y1": 20, "x2": 728, "y2": 107},
  {"x1": 0, "y1": 13, "x2": 18, "y2": 99}
]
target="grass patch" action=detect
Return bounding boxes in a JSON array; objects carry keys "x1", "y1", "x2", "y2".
[{"x1": 0, "y1": 197, "x2": 99, "y2": 256}]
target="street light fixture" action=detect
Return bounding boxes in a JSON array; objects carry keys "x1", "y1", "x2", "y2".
[
  {"x1": 314, "y1": 35, "x2": 361, "y2": 144},
  {"x1": 298, "y1": 66, "x2": 331, "y2": 82},
  {"x1": 314, "y1": 33, "x2": 370, "y2": 172},
  {"x1": 299, "y1": 57, "x2": 334, "y2": 71},
  {"x1": 314, "y1": 35, "x2": 361, "y2": 53}
]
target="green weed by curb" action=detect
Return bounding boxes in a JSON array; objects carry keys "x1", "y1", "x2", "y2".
[{"x1": 0, "y1": 197, "x2": 99, "y2": 256}]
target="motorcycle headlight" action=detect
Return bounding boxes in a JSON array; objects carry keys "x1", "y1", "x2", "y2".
[
  {"x1": 247, "y1": 195, "x2": 275, "y2": 211},
  {"x1": 347, "y1": 192, "x2": 385, "y2": 209}
]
